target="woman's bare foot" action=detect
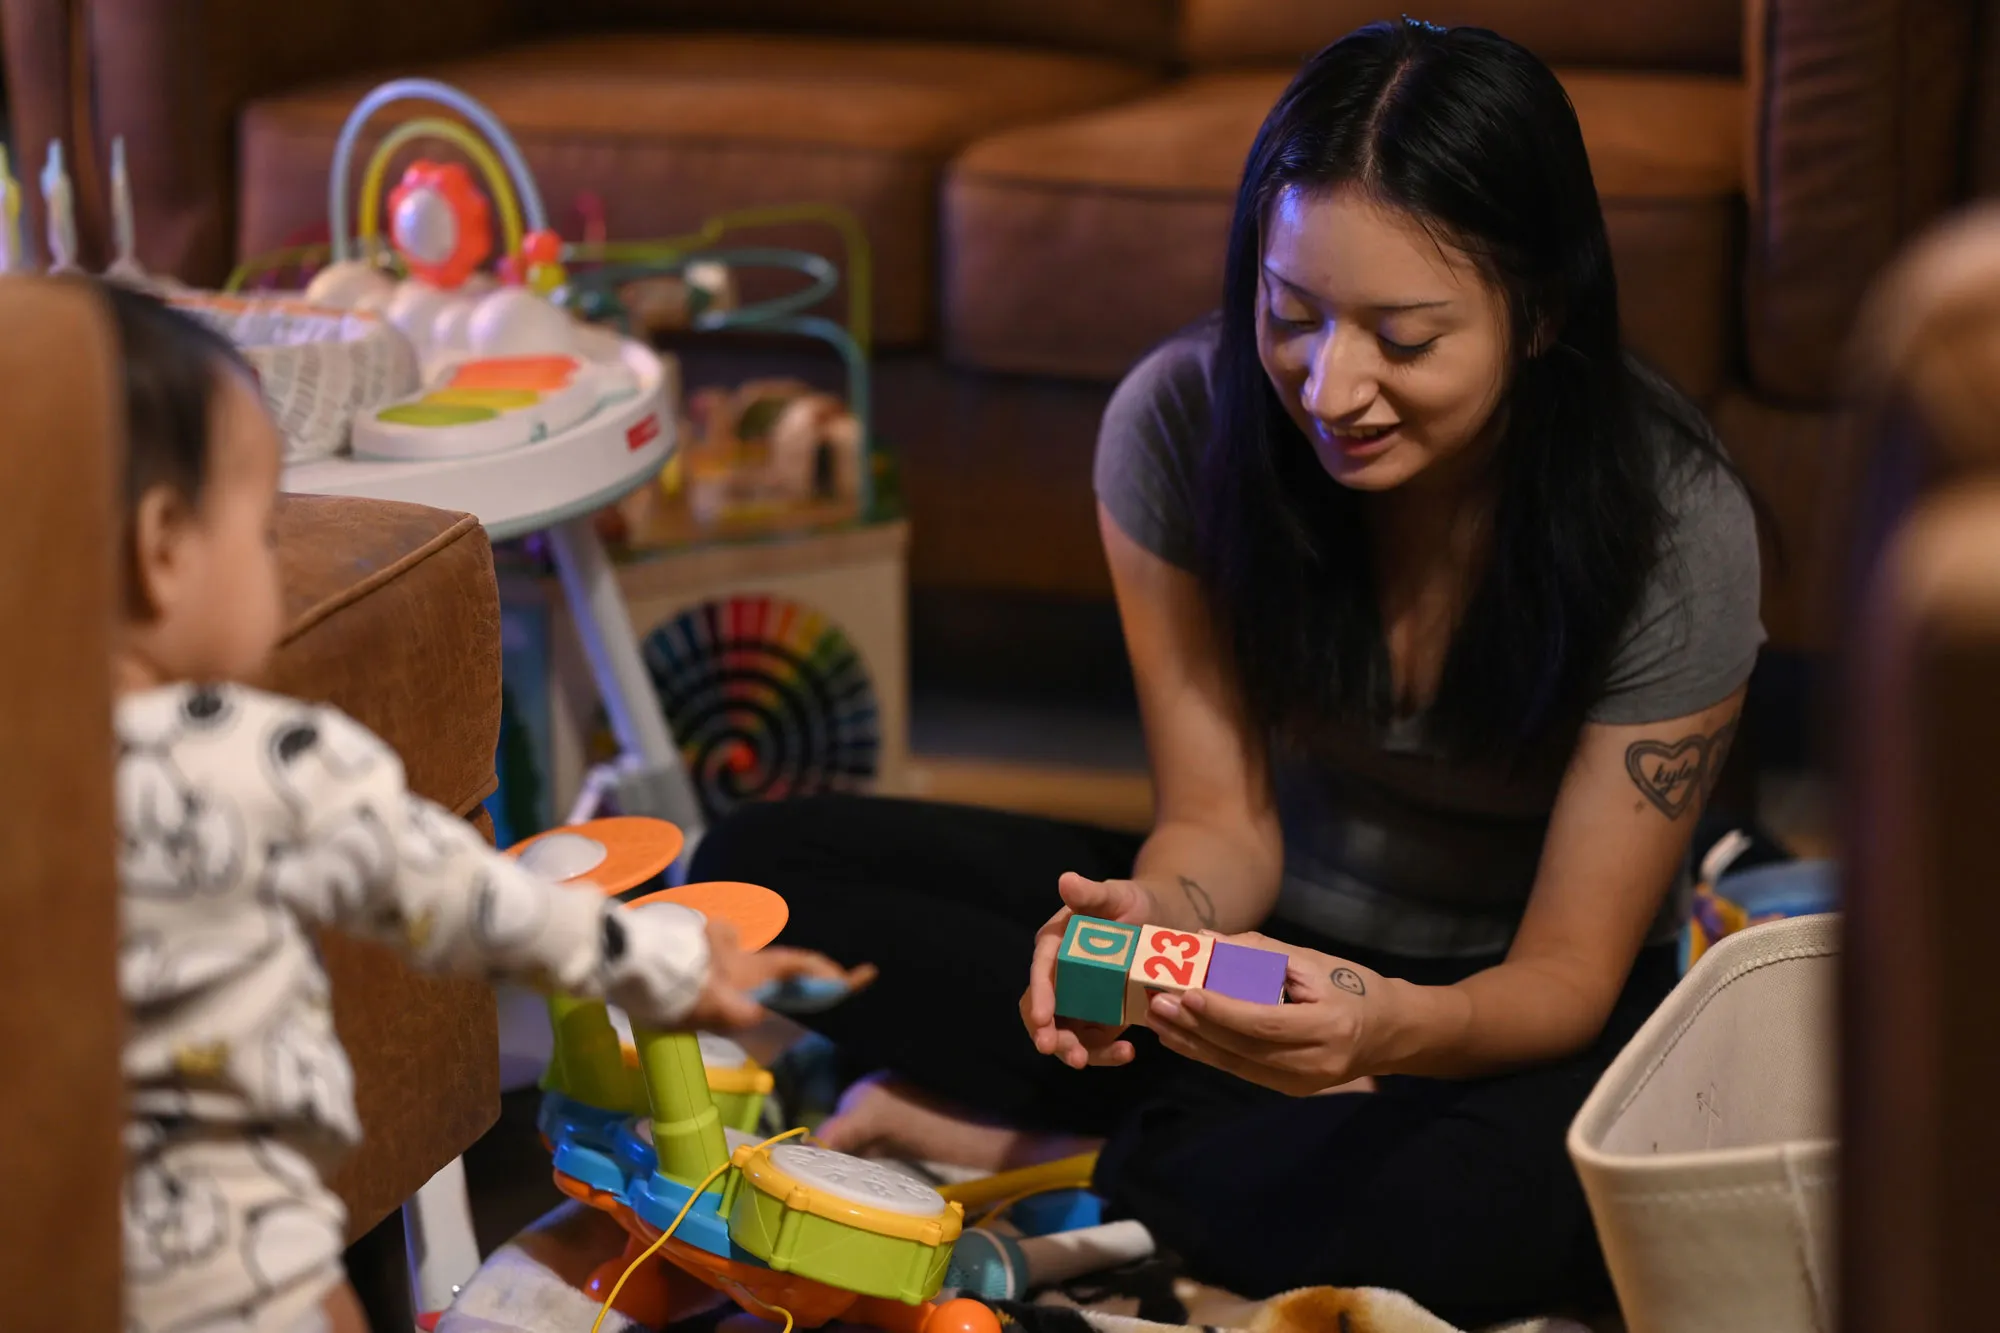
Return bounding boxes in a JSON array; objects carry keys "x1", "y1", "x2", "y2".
[{"x1": 816, "y1": 1073, "x2": 1099, "y2": 1172}]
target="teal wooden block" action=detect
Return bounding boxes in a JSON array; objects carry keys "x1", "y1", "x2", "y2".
[{"x1": 1055, "y1": 915, "x2": 1140, "y2": 1025}]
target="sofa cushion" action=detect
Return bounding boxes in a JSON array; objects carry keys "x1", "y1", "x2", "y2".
[
  {"x1": 259, "y1": 493, "x2": 503, "y2": 1236},
  {"x1": 942, "y1": 70, "x2": 1744, "y2": 398},
  {"x1": 1178, "y1": 0, "x2": 1742, "y2": 74},
  {"x1": 522, "y1": 0, "x2": 1180, "y2": 65},
  {"x1": 262, "y1": 494, "x2": 502, "y2": 818},
  {"x1": 239, "y1": 33, "x2": 1161, "y2": 348}
]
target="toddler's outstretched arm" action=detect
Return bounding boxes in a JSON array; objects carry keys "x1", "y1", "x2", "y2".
[{"x1": 264, "y1": 702, "x2": 719, "y2": 1029}]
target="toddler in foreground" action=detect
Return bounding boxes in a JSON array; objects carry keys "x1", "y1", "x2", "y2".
[{"x1": 106, "y1": 283, "x2": 862, "y2": 1333}]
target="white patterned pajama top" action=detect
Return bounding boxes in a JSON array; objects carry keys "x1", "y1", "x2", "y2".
[{"x1": 116, "y1": 682, "x2": 710, "y2": 1333}]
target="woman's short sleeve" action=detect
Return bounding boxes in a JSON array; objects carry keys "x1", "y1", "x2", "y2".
[
  {"x1": 1092, "y1": 330, "x2": 1215, "y2": 572},
  {"x1": 1588, "y1": 458, "x2": 1766, "y2": 725}
]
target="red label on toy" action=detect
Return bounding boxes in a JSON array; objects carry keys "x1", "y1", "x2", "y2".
[{"x1": 626, "y1": 414, "x2": 661, "y2": 450}]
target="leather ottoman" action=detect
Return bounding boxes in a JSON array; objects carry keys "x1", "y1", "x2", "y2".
[{"x1": 260, "y1": 493, "x2": 504, "y2": 1239}]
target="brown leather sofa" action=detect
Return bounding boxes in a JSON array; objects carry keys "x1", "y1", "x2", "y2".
[
  {"x1": 264, "y1": 495, "x2": 504, "y2": 1241},
  {"x1": 1833, "y1": 202, "x2": 2000, "y2": 1333},
  {"x1": 3, "y1": 0, "x2": 1990, "y2": 651},
  {"x1": 0, "y1": 277, "x2": 500, "y2": 1323}
]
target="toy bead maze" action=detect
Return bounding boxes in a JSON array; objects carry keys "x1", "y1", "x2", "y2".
[
  {"x1": 640, "y1": 594, "x2": 880, "y2": 823},
  {"x1": 228, "y1": 76, "x2": 911, "y2": 842},
  {"x1": 506, "y1": 818, "x2": 999, "y2": 1333}
]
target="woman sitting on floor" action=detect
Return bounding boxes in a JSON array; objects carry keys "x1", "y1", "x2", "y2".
[{"x1": 691, "y1": 19, "x2": 1763, "y2": 1327}]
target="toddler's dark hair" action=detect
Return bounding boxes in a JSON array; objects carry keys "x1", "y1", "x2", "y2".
[{"x1": 100, "y1": 280, "x2": 254, "y2": 518}]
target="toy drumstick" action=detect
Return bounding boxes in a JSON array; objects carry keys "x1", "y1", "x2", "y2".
[{"x1": 936, "y1": 1153, "x2": 1099, "y2": 1212}]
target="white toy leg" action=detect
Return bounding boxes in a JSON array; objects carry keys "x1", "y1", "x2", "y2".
[
  {"x1": 404, "y1": 1155, "x2": 484, "y2": 1326},
  {"x1": 544, "y1": 516, "x2": 705, "y2": 843}
]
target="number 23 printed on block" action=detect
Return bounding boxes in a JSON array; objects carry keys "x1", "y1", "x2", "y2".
[{"x1": 1125, "y1": 926, "x2": 1214, "y2": 1026}]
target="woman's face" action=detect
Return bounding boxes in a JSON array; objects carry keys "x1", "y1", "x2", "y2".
[{"x1": 1256, "y1": 185, "x2": 1513, "y2": 493}]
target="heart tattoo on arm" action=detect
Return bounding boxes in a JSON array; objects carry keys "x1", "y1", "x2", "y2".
[{"x1": 1624, "y1": 717, "x2": 1738, "y2": 819}]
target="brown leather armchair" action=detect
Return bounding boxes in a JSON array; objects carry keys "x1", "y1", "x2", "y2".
[
  {"x1": 1, "y1": 0, "x2": 1988, "y2": 655},
  {"x1": 1834, "y1": 202, "x2": 2000, "y2": 1333},
  {"x1": 0, "y1": 277, "x2": 501, "y2": 1325}
]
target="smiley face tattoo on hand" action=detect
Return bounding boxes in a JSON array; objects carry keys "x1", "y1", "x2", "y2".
[{"x1": 1330, "y1": 967, "x2": 1366, "y2": 996}]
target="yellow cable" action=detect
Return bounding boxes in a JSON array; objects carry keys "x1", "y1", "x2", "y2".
[
  {"x1": 719, "y1": 1274, "x2": 799, "y2": 1333},
  {"x1": 589, "y1": 1126, "x2": 808, "y2": 1333},
  {"x1": 357, "y1": 116, "x2": 525, "y2": 261}
]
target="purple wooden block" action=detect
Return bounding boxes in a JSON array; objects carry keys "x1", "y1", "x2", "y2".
[{"x1": 1203, "y1": 941, "x2": 1287, "y2": 1005}]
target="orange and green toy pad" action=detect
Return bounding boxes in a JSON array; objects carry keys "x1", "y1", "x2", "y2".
[
  {"x1": 506, "y1": 817, "x2": 686, "y2": 895},
  {"x1": 1054, "y1": 915, "x2": 1140, "y2": 1026},
  {"x1": 445, "y1": 354, "x2": 580, "y2": 390},
  {"x1": 424, "y1": 387, "x2": 542, "y2": 410},
  {"x1": 376, "y1": 401, "x2": 497, "y2": 427},
  {"x1": 626, "y1": 881, "x2": 789, "y2": 953}
]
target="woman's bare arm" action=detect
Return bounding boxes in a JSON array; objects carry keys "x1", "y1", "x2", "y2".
[
  {"x1": 1147, "y1": 688, "x2": 1745, "y2": 1089},
  {"x1": 1102, "y1": 504, "x2": 1284, "y2": 932}
]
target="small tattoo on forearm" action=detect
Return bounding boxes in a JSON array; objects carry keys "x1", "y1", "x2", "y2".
[
  {"x1": 1330, "y1": 967, "x2": 1365, "y2": 995},
  {"x1": 1177, "y1": 876, "x2": 1217, "y2": 929},
  {"x1": 1623, "y1": 716, "x2": 1739, "y2": 820}
]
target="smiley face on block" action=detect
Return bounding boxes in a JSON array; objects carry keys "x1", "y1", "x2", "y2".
[
  {"x1": 1055, "y1": 916, "x2": 1141, "y2": 1026},
  {"x1": 1124, "y1": 926, "x2": 1215, "y2": 1027}
]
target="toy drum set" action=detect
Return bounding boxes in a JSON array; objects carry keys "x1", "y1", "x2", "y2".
[{"x1": 507, "y1": 817, "x2": 996, "y2": 1332}]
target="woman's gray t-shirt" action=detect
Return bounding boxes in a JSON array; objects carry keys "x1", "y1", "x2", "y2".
[{"x1": 1094, "y1": 326, "x2": 1765, "y2": 958}]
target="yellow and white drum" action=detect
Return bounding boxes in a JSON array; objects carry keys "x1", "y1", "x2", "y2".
[{"x1": 721, "y1": 1142, "x2": 963, "y2": 1304}]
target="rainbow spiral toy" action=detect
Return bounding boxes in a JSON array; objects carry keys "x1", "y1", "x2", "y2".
[{"x1": 639, "y1": 595, "x2": 880, "y2": 823}]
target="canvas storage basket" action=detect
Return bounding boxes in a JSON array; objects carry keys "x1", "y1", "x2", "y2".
[
  {"x1": 169, "y1": 293, "x2": 420, "y2": 462},
  {"x1": 1568, "y1": 913, "x2": 1837, "y2": 1333}
]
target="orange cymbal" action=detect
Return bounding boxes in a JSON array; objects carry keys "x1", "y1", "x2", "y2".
[
  {"x1": 625, "y1": 881, "x2": 789, "y2": 952},
  {"x1": 507, "y1": 817, "x2": 685, "y2": 896}
]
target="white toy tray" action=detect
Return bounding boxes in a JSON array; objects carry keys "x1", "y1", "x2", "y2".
[{"x1": 282, "y1": 333, "x2": 677, "y2": 542}]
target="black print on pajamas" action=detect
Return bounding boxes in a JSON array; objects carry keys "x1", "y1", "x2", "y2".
[
  {"x1": 239, "y1": 1197, "x2": 344, "y2": 1298},
  {"x1": 119, "y1": 748, "x2": 247, "y2": 900},
  {"x1": 397, "y1": 793, "x2": 466, "y2": 872},
  {"x1": 261, "y1": 1014, "x2": 356, "y2": 1138},
  {"x1": 471, "y1": 864, "x2": 554, "y2": 953},
  {"x1": 124, "y1": 1155, "x2": 229, "y2": 1283},
  {"x1": 180, "y1": 686, "x2": 238, "y2": 732},
  {"x1": 121, "y1": 909, "x2": 286, "y2": 1006},
  {"x1": 261, "y1": 806, "x2": 393, "y2": 925},
  {"x1": 262, "y1": 709, "x2": 385, "y2": 817}
]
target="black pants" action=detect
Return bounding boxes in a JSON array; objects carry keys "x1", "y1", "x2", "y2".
[{"x1": 690, "y1": 795, "x2": 1678, "y2": 1328}]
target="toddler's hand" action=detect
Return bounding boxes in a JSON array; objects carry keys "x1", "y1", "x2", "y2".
[{"x1": 685, "y1": 919, "x2": 876, "y2": 1032}]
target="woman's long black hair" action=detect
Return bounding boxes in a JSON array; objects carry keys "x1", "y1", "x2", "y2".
[{"x1": 1198, "y1": 18, "x2": 1735, "y2": 760}]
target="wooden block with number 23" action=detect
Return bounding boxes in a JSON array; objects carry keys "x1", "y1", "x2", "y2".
[{"x1": 1125, "y1": 926, "x2": 1215, "y2": 1026}]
